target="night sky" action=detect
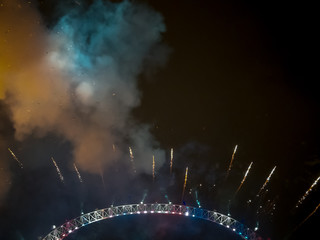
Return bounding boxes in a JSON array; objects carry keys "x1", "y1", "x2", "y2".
[{"x1": 0, "y1": 1, "x2": 319, "y2": 240}]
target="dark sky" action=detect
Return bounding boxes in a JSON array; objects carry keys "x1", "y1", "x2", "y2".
[{"x1": 0, "y1": 0, "x2": 319, "y2": 240}]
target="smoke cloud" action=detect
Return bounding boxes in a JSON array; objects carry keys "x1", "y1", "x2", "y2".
[{"x1": 0, "y1": 0, "x2": 167, "y2": 192}]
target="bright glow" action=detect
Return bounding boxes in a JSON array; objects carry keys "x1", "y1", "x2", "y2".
[{"x1": 185, "y1": 212, "x2": 189, "y2": 216}]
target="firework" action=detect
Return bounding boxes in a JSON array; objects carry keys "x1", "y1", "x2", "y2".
[
  {"x1": 100, "y1": 171, "x2": 106, "y2": 189},
  {"x1": 170, "y1": 148, "x2": 173, "y2": 174},
  {"x1": 226, "y1": 145, "x2": 238, "y2": 177},
  {"x1": 235, "y1": 162, "x2": 253, "y2": 196},
  {"x1": 128, "y1": 147, "x2": 136, "y2": 173},
  {"x1": 195, "y1": 190, "x2": 201, "y2": 208},
  {"x1": 8, "y1": 148, "x2": 23, "y2": 169},
  {"x1": 181, "y1": 167, "x2": 189, "y2": 202},
  {"x1": 257, "y1": 166, "x2": 276, "y2": 196},
  {"x1": 294, "y1": 202, "x2": 320, "y2": 232},
  {"x1": 51, "y1": 157, "x2": 64, "y2": 183},
  {"x1": 152, "y1": 155, "x2": 155, "y2": 182},
  {"x1": 73, "y1": 163, "x2": 83, "y2": 183},
  {"x1": 296, "y1": 175, "x2": 320, "y2": 208}
]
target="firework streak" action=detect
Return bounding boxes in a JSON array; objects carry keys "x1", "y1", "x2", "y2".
[
  {"x1": 51, "y1": 157, "x2": 64, "y2": 183},
  {"x1": 8, "y1": 148, "x2": 23, "y2": 168},
  {"x1": 181, "y1": 167, "x2": 189, "y2": 202},
  {"x1": 257, "y1": 166, "x2": 276, "y2": 196},
  {"x1": 128, "y1": 147, "x2": 136, "y2": 173},
  {"x1": 170, "y1": 148, "x2": 173, "y2": 174},
  {"x1": 112, "y1": 144, "x2": 116, "y2": 152},
  {"x1": 296, "y1": 175, "x2": 320, "y2": 208},
  {"x1": 226, "y1": 145, "x2": 238, "y2": 177},
  {"x1": 235, "y1": 162, "x2": 253, "y2": 196},
  {"x1": 73, "y1": 163, "x2": 83, "y2": 183},
  {"x1": 152, "y1": 155, "x2": 155, "y2": 182},
  {"x1": 294, "y1": 202, "x2": 320, "y2": 232}
]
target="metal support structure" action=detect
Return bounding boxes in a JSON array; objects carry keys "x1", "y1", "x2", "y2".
[{"x1": 42, "y1": 203, "x2": 259, "y2": 240}]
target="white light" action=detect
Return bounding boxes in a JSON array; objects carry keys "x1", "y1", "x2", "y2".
[
  {"x1": 68, "y1": 230, "x2": 72, "y2": 233},
  {"x1": 52, "y1": 225, "x2": 56, "y2": 229},
  {"x1": 144, "y1": 211, "x2": 147, "y2": 214},
  {"x1": 233, "y1": 228, "x2": 236, "y2": 231},
  {"x1": 185, "y1": 212, "x2": 189, "y2": 216}
]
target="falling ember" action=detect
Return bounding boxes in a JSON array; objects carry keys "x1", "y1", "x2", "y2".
[
  {"x1": 181, "y1": 167, "x2": 189, "y2": 202},
  {"x1": 8, "y1": 148, "x2": 23, "y2": 169},
  {"x1": 170, "y1": 148, "x2": 173, "y2": 174},
  {"x1": 296, "y1": 175, "x2": 320, "y2": 208},
  {"x1": 152, "y1": 155, "x2": 155, "y2": 182},
  {"x1": 294, "y1": 202, "x2": 320, "y2": 232},
  {"x1": 73, "y1": 163, "x2": 83, "y2": 183},
  {"x1": 257, "y1": 166, "x2": 276, "y2": 196},
  {"x1": 226, "y1": 145, "x2": 238, "y2": 177},
  {"x1": 51, "y1": 157, "x2": 64, "y2": 183},
  {"x1": 100, "y1": 170, "x2": 106, "y2": 189},
  {"x1": 128, "y1": 147, "x2": 136, "y2": 173},
  {"x1": 235, "y1": 162, "x2": 253, "y2": 196}
]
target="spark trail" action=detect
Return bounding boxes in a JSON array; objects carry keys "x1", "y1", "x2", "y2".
[
  {"x1": 128, "y1": 147, "x2": 136, "y2": 173},
  {"x1": 152, "y1": 155, "x2": 155, "y2": 182},
  {"x1": 181, "y1": 167, "x2": 189, "y2": 202},
  {"x1": 170, "y1": 148, "x2": 173, "y2": 174},
  {"x1": 294, "y1": 202, "x2": 320, "y2": 233},
  {"x1": 257, "y1": 166, "x2": 276, "y2": 196},
  {"x1": 235, "y1": 162, "x2": 253, "y2": 196},
  {"x1": 73, "y1": 163, "x2": 83, "y2": 183},
  {"x1": 195, "y1": 190, "x2": 201, "y2": 208},
  {"x1": 226, "y1": 145, "x2": 238, "y2": 177},
  {"x1": 51, "y1": 157, "x2": 64, "y2": 183},
  {"x1": 296, "y1": 175, "x2": 320, "y2": 208},
  {"x1": 8, "y1": 148, "x2": 23, "y2": 169}
]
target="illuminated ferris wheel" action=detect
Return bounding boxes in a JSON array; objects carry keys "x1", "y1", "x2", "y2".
[{"x1": 42, "y1": 203, "x2": 259, "y2": 240}]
